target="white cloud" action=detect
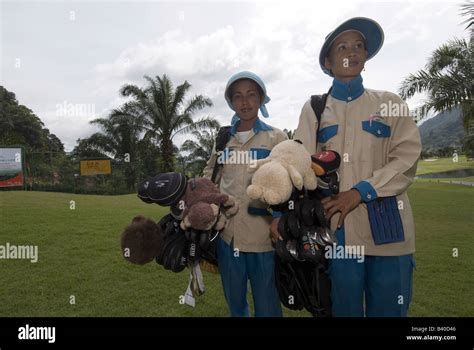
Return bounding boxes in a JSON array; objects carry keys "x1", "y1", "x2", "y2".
[
  {"x1": 93, "y1": 0, "x2": 465, "y2": 141},
  {"x1": 38, "y1": 111, "x2": 98, "y2": 151},
  {"x1": 90, "y1": 1, "x2": 365, "y2": 137}
]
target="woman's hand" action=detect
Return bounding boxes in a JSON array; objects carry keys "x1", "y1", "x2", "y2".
[
  {"x1": 270, "y1": 217, "x2": 282, "y2": 243},
  {"x1": 321, "y1": 189, "x2": 361, "y2": 228}
]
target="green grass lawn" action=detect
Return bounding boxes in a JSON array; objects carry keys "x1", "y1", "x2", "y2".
[
  {"x1": 416, "y1": 155, "x2": 474, "y2": 175},
  {"x1": 0, "y1": 184, "x2": 473, "y2": 317},
  {"x1": 407, "y1": 182, "x2": 474, "y2": 316}
]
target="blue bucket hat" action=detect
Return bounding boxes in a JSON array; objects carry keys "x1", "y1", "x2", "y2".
[
  {"x1": 224, "y1": 71, "x2": 271, "y2": 122},
  {"x1": 319, "y1": 17, "x2": 384, "y2": 76}
]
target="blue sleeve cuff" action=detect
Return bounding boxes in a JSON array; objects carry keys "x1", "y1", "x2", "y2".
[
  {"x1": 272, "y1": 210, "x2": 283, "y2": 218},
  {"x1": 352, "y1": 181, "x2": 377, "y2": 203}
]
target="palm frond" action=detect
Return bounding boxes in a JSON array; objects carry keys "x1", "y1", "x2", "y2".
[
  {"x1": 172, "y1": 117, "x2": 220, "y2": 138},
  {"x1": 171, "y1": 81, "x2": 191, "y2": 116},
  {"x1": 427, "y1": 38, "x2": 468, "y2": 73},
  {"x1": 399, "y1": 70, "x2": 434, "y2": 99},
  {"x1": 84, "y1": 132, "x2": 118, "y2": 157},
  {"x1": 183, "y1": 95, "x2": 213, "y2": 116},
  {"x1": 155, "y1": 75, "x2": 174, "y2": 120},
  {"x1": 119, "y1": 84, "x2": 147, "y2": 101},
  {"x1": 460, "y1": 1, "x2": 474, "y2": 30},
  {"x1": 180, "y1": 139, "x2": 200, "y2": 153}
]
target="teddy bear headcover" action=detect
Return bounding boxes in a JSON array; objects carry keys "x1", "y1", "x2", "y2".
[{"x1": 247, "y1": 139, "x2": 317, "y2": 205}]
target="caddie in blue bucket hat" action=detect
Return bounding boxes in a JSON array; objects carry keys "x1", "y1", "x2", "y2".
[
  {"x1": 203, "y1": 71, "x2": 288, "y2": 317},
  {"x1": 224, "y1": 71, "x2": 271, "y2": 125},
  {"x1": 319, "y1": 17, "x2": 384, "y2": 77},
  {"x1": 288, "y1": 17, "x2": 422, "y2": 317}
]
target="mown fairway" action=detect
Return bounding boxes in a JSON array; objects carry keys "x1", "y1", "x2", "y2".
[{"x1": 0, "y1": 183, "x2": 473, "y2": 317}]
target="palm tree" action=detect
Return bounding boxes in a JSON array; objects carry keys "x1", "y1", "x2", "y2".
[
  {"x1": 76, "y1": 109, "x2": 142, "y2": 159},
  {"x1": 72, "y1": 106, "x2": 149, "y2": 190},
  {"x1": 399, "y1": 39, "x2": 473, "y2": 128},
  {"x1": 119, "y1": 75, "x2": 215, "y2": 172},
  {"x1": 180, "y1": 121, "x2": 221, "y2": 176},
  {"x1": 399, "y1": 2, "x2": 473, "y2": 130}
]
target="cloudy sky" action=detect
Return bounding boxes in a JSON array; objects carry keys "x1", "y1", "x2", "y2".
[{"x1": 1, "y1": 0, "x2": 469, "y2": 151}]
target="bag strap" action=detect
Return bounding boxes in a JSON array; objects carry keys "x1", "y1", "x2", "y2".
[
  {"x1": 310, "y1": 87, "x2": 332, "y2": 147},
  {"x1": 211, "y1": 126, "x2": 231, "y2": 184}
]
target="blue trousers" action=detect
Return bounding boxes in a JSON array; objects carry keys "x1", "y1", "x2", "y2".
[
  {"x1": 217, "y1": 237, "x2": 282, "y2": 317},
  {"x1": 328, "y1": 227, "x2": 415, "y2": 317}
]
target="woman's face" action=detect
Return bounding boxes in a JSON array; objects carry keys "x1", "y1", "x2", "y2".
[
  {"x1": 325, "y1": 31, "x2": 368, "y2": 81},
  {"x1": 230, "y1": 79, "x2": 262, "y2": 122}
]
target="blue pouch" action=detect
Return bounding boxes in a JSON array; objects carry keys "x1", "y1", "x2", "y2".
[{"x1": 366, "y1": 196, "x2": 405, "y2": 245}]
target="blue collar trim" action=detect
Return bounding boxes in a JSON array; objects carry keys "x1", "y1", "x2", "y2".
[
  {"x1": 230, "y1": 117, "x2": 273, "y2": 136},
  {"x1": 331, "y1": 75, "x2": 364, "y2": 102}
]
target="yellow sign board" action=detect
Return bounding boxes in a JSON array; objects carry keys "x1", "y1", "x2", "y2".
[{"x1": 80, "y1": 160, "x2": 111, "y2": 176}]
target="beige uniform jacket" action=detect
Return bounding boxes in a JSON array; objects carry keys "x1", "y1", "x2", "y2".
[
  {"x1": 203, "y1": 118, "x2": 288, "y2": 253},
  {"x1": 294, "y1": 79, "x2": 421, "y2": 256}
]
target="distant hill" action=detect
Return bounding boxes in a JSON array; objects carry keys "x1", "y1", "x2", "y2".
[{"x1": 418, "y1": 106, "x2": 464, "y2": 151}]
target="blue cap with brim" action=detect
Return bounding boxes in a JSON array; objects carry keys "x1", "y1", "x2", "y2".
[
  {"x1": 224, "y1": 71, "x2": 271, "y2": 123},
  {"x1": 319, "y1": 17, "x2": 384, "y2": 76}
]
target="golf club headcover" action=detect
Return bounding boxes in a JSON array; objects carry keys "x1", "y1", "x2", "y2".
[
  {"x1": 311, "y1": 151, "x2": 341, "y2": 177},
  {"x1": 161, "y1": 229, "x2": 188, "y2": 272},
  {"x1": 137, "y1": 177, "x2": 154, "y2": 203},
  {"x1": 137, "y1": 172, "x2": 187, "y2": 206},
  {"x1": 121, "y1": 215, "x2": 164, "y2": 265},
  {"x1": 311, "y1": 151, "x2": 341, "y2": 194},
  {"x1": 156, "y1": 214, "x2": 178, "y2": 265}
]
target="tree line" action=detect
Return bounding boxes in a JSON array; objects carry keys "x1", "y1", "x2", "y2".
[{"x1": 0, "y1": 76, "x2": 221, "y2": 194}]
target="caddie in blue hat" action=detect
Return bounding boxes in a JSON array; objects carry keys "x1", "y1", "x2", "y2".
[
  {"x1": 203, "y1": 71, "x2": 288, "y2": 317},
  {"x1": 277, "y1": 17, "x2": 422, "y2": 317}
]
